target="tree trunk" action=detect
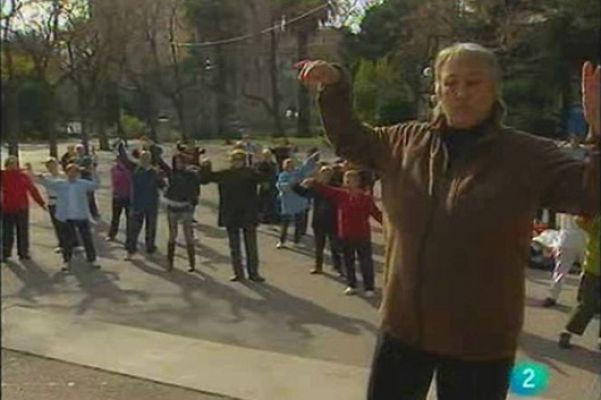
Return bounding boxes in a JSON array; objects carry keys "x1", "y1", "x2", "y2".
[
  {"x1": 4, "y1": 82, "x2": 20, "y2": 156},
  {"x1": 173, "y1": 98, "x2": 188, "y2": 142},
  {"x1": 78, "y1": 86, "x2": 90, "y2": 153},
  {"x1": 296, "y1": 30, "x2": 311, "y2": 137},
  {"x1": 269, "y1": 21, "x2": 284, "y2": 137},
  {"x1": 215, "y1": 46, "x2": 228, "y2": 139}
]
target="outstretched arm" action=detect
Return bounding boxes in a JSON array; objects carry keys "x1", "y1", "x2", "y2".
[
  {"x1": 117, "y1": 141, "x2": 137, "y2": 171},
  {"x1": 298, "y1": 60, "x2": 402, "y2": 173}
]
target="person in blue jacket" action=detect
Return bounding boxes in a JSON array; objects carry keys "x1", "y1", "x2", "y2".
[
  {"x1": 275, "y1": 150, "x2": 319, "y2": 248},
  {"x1": 35, "y1": 163, "x2": 100, "y2": 272},
  {"x1": 117, "y1": 141, "x2": 165, "y2": 260}
]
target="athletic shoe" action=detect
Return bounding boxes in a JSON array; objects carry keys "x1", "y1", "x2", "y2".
[
  {"x1": 276, "y1": 242, "x2": 286, "y2": 249},
  {"x1": 344, "y1": 287, "x2": 357, "y2": 296},
  {"x1": 558, "y1": 332, "x2": 572, "y2": 349},
  {"x1": 54, "y1": 247, "x2": 62, "y2": 254},
  {"x1": 249, "y1": 275, "x2": 265, "y2": 282}
]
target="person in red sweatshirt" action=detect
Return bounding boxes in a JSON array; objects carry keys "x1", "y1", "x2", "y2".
[
  {"x1": 1, "y1": 156, "x2": 46, "y2": 261},
  {"x1": 302, "y1": 169, "x2": 382, "y2": 297}
]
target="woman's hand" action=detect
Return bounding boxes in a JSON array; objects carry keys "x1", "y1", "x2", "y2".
[
  {"x1": 296, "y1": 60, "x2": 340, "y2": 88},
  {"x1": 582, "y1": 61, "x2": 600, "y2": 140}
]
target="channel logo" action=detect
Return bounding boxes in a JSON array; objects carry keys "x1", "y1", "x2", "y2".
[{"x1": 510, "y1": 361, "x2": 550, "y2": 397}]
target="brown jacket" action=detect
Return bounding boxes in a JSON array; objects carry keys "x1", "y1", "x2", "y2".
[{"x1": 318, "y1": 77, "x2": 600, "y2": 360}]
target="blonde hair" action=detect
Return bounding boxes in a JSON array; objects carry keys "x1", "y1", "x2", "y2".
[{"x1": 432, "y1": 42, "x2": 506, "y2": 127}]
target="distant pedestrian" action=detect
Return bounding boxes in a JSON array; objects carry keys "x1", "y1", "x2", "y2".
[
  {"x1": 292, "y1": 165, "x2": 343, "y2": 275},
  {"x1": 559, "y1": 215, "x2": 600, "y2": 350},
  {"x1": 302, "y1": 170, "x2": 382, "y2": 296},
  {"x1": 275, "y1": 151, "x2": 319, "y2": 248},
  {"x1": 35, "y1": 163, "x2": 100, "y2": 271},
  {"x1": 200, "y1": 150, "x2": 268, "y2": 282},
  {"x1": 106, "y1": 157, "x2": 132, "y2": 242},
  {"x1": 256, "y1": 149, "x2": 280, "y2": 224},
  {"x1": 0, "y1": 156, "x2": 47, "y2": 262},
  {"x1": 117, "y1": 141, "x2": 165, "y2": 260},
  {"x1": 157, "y1": 153, "x2": 204, "y2": 272}
]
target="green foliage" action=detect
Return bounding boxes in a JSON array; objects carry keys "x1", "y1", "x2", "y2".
[{"x1": 121, "y1": 114, "x2": 147, "y2": 139}]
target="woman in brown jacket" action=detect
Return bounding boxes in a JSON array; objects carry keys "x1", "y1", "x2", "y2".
[{"x1": 298, "y1": 43, "x2": 600, "y2": 400}]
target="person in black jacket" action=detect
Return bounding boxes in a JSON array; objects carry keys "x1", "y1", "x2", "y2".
[
  {"x1": 292, "y1": 165, "x2": 343, "y2": 275},
  {"x1": 255, "y1": 149, "x2": 280, "y2": 225},
  {"x1": 157, "y1": 153, "x2": 204, "y2": 272},
  {"x1": 200, "y1": 150, "x2": 267, "y2": 282}
]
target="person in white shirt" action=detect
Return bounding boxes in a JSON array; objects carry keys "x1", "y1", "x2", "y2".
[{"x1": 543, "y1": 213, "x2": 586, "y2": 307}]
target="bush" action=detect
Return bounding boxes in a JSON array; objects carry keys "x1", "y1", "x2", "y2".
[{"x1": 121, "y1": 115, "x2": 147, "y2": 139}]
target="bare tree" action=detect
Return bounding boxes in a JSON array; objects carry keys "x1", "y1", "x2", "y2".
[{"x1": 1, "y1": 0, "x2": 23, "y2": 156}]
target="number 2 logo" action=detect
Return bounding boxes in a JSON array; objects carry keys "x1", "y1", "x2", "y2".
[{"x1": 510, "y1": 362, "x2": 549, "y2": 396}]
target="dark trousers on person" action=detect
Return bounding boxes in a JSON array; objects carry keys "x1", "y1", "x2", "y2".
[
  {"x1": 88, "y1": 191, "x2": 100, "y2": 219},
  {"x1": 258, "y1": 188, "x2": 279, "y2": 224},
  {"x1": 2, "y1": 209, "x2": 29, "y2": 259},
  {"x1": 59, "y1": 219, "x2": 96, "y2": 263},
  {"x1": 280, "y1": 212, "x2": 304, "y2": 244},
  {"x1": 565, "y1": 272, "x2": 601, "y2": 338},
  {"x1": 314, "y1": 227, "x2": 342, "y2": 272},
  {"x1": 107, "y1": 196, "x2": 130, "y2": 240},
  {"x1": 126, "y1": 208, "x2": 158, "y2": 254},
  {"x1": 342, "y1": 239, "x2": 375, "y2": 290},
  {"x1": 300, "y1": 209, "x2": 309, "y2": 236},
  {"x1": 49, "y1": 205, "x2": 81, "y2": 249},
  {"x1": 368, "y1": 333, "x2": 514, "y2": 400},
  {"x1": 226, "y1": 226, "x2": 260, "y2": 279}
]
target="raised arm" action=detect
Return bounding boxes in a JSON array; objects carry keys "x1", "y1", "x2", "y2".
[
  {"x1": 298, "y1": 60, "x2": 401, "y2": 173},
  {"x1": 298, "y1": 151, "x2": 319, "y2": 179},
  {"x1": 539, "y1": 61, "x2": 600, "y2": 216},
  {"x1": 291, "y1": 183, "x2": 314, "y2": 198},
  {"x1": 117, "y1": 141, "x2": 137, "y2": 171},
  {"x1": 312, "y1": 182, "x2": 346, "y2": 204},
  {"x1": 369, "y1": 197, "x2": 383, "y2": 224},
  {"x1": 25, "y1": 175, "x2": 46, "y2": 209}
]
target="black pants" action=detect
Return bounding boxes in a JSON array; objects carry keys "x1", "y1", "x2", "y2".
[
  {"x1": 88, "y1": 191, "x2": 100, "y2": 219},
  {"x1": 280, "y1": 212, "x2": 304, "y2": 244},
  {"x1": 126, "y1": 208, "x2": 158, "y2": 254},
  {"x1": 342, "y1": 239, "x2": 375, "y2": 290},
  {"x1": 226, "y1": 226, "x2": 260, "y2": 279},
  {"x1": 59, "y1": 219, "x2": 96, "y2": 263},
  {"x1": 258, "y1": 187, "x2": 280, "y2": 224},
  {"x1": 107, "y1": 196, "x2": 130, "y2": 239},
  {"x1": 2, "y1": 209, "x2": 29, "y2": 258},
  {"x1": 368, "y1": 333, "x2": 514, "y2": 400},
  {"x1": 314, "y1": 227, "x2": 342, "y2": 271},
  {"x1": 300, "y1": 209, "x2": 309, "y2": 236},
  {"x1": 566, "y1": 272, "x2": 601, "y2": 337}
]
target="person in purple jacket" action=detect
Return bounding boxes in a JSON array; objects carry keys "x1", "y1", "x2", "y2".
[{"x1": 106, "y1": 157, "x2": 132, "y2": 242}]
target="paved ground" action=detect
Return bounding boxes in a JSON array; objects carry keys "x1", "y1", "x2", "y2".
[
  {"x1": 1, "y1": 349, "x2": 230, "y2": 400},
  {"x1": 2, "y1": 141, "x2": 600, "y2": 400}
]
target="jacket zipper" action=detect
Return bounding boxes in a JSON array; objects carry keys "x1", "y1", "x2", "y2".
[{"x1": 415, "y1": 142, "x2": 450, "y2": 348}]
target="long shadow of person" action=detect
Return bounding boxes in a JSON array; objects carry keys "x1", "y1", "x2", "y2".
[
  {"x1": 241, "y1": 282, "x2": 379, "y2": 338},
  {"x1": 518, "y1": 330, "x2": 601, "y2": 375},
  {"x1": 4, "y1": 259, "x2": 64, "y2": 303},
  {"x1": 70, "y1": 265, "x2": 148, "y2": 315}
]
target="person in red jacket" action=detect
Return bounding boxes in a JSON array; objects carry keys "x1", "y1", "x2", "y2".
[
  {"x1": 1, "y1": 156, "x2": 46, "y2": 261},
  {"x1": 302, "y1": 169, "x2": 382, "y2": 297}
]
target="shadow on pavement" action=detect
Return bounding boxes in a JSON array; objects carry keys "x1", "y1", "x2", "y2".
[
  {"x1": 70, "y1": 266, "x2": 149, "y2": 315},
  {"x1": 195, "y1": 223, "x2": 228, "y2": 239},
  {"x1": 127, "y1": 258, "x2": 378, "y2": 338},
  {"x1": 518, "y1": 330, "x2": 601, "y2": 375},
  {"x1": 4, "y1": 259, "x2": 64, "y2": 302}
]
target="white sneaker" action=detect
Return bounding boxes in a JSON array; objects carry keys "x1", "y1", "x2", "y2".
[
  {"x1": 276, "y1": 242, "x2": 286, "y2": 249},
  {"x1": 54, "y1": 247, "x2": 62, "y2": 254},
  {"x1": 344, "y1": 287, "x2": 357, "y2": 296},
  {"x1": 61, "y1": 262, "x2": 71, "y2": 272},
  {"x1": 124, "y1": 253, "x2": 134, "y2": 261},
  {"x1": 364, "y1": 290, "x2": 375, "y2": 298}
]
